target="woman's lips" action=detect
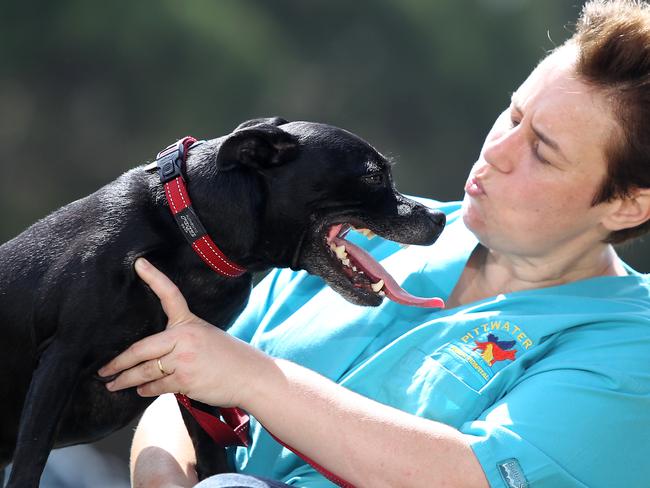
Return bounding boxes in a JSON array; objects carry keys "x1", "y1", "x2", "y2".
[{"x1": 465, "y1": 175, "x2": 485, "y2": 196}]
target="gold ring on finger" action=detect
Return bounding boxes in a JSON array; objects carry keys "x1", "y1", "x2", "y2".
[{"x1": 157, "y1": 358, "x2": 171, "y2": 376}]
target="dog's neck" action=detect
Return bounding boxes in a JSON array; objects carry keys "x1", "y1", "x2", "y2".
[{"x1": 140, "y1": 159, "x2": 294, "y2": 274}]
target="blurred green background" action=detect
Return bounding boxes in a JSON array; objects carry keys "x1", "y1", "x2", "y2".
[
  {"x1": 2, "y1": 0, "x2": 648, "y2": 271},
  {"x1": 2, "y1": 0, "x2": 648, "y2": 485}
]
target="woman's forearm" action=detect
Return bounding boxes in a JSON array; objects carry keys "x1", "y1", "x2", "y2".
[{"x1": 242, "y1": 358, "x2": 488, "y2": 488}]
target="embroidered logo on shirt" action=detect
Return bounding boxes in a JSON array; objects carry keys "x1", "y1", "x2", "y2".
[
  {"x1": 473, "y1": 333, "x2": 517, "y2": 366},
  {"x1": 435, "y1": 321, "x2": 534, "y2": 385},
  {"x1": 461, "y1": 321, "x2": 533, "y2": 351},
  {"x1": 497, "y1": 458, "x2": 529, "y2": 488}
]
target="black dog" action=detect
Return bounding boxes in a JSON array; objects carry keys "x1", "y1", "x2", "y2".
[{"x1": 0, "y1": 117, "x2": 445, "y2": 486}]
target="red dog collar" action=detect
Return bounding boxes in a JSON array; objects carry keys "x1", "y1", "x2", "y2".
[{"x1": 147, "y1": 137, "x2": 246, "y2": 278}]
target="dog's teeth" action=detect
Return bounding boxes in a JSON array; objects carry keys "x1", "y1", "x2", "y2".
[
  {"x1": 329, "y1": 243, "x2": 337, "y2": 251},
  {"x1": 335, "y1": 245, "x2": 347, "y2": 259},
  {"x1": 378, "y1": 291, "x2": 386, "y2": 297},
  {"x1": 371, "y1": 279, "x2": 384, "y2": 293},
  {"x1": 352, "y1": 266, "x2": 357, "y2": 272},
  {"x1": 357, "y1": 228, "x2": 377, "y2": 240},
  {"x1": 342, "y1": 258, "x2": 350, "y2": 267}
]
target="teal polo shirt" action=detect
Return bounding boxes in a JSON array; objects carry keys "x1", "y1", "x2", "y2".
[{"x1": 228, "y1": 200, "x2": 650, "y2": 488}]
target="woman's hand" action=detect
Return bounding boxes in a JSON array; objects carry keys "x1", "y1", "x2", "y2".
[{"x1": 97, "y1": 258, "x2": 270, "y2": 408}]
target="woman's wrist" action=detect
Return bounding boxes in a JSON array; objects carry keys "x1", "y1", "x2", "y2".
[{"x1": 232, "y1": 345, "x2": 284, "y2": 412}]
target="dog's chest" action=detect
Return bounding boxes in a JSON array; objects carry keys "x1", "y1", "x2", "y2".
[
  {"x1": 180, "y1": 273, "x2": 253, "y2": 330},
  {"x1": 53, "y1": 274, "x2": 253, "y2": 448}
]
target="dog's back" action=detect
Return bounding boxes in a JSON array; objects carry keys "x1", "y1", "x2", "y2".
[
  {"x1": 0, "y1": 169, "x2": 150, "y2": 343},
  {"x1": 0, "y1": 169, "x2": 161, "y2": 465}
]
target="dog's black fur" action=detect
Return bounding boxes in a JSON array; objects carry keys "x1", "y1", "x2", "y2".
[{"x1": 0, "y1": 118, "x2": 445, "y2": 486}]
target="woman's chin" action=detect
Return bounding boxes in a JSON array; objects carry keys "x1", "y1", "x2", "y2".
[{"x1": 461, "y1": 196, "x2": 485, "y2": 232}]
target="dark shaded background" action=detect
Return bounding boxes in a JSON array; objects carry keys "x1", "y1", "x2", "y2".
[{"x1": 2, "y1": 0, "x2": 648, "y2": 485}]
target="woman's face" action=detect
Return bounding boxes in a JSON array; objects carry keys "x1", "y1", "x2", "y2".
[{"x1": 462, "y1": 46, "x2": 621, "y2": 258}]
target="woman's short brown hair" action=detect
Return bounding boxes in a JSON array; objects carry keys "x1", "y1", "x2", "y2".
[{"x1": 570, "y1": 0, "x2": 650, "y2": 243}]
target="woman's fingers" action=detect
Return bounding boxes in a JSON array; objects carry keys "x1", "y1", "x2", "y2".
[
  {"x1": 105, "y1": 356, "x2": 174, "y2": 392},
  {"x1": 98, "y1": 330, "x2": 175, "y2": 378},
  {"x1": 135, "y1": 258, "x2": 192, "y2": 325},
  {"x1": 97, "y1": 259, "x2": 189, "y2": 381},
  {"x1": 133, "y1": 374, "x2": 180, "y2": 398}
]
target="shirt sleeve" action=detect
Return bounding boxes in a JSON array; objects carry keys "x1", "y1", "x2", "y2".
[{"x1": 462, "y1": 324, "x2": 650, "y2": 488}]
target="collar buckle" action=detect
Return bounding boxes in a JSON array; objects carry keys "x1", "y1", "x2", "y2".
[
  {"x1": 145, "y1": 138, "x2": 205, "y2": 183},
  {"x1": 153, "y1": 140, "x2": 186, "y2": 183}
]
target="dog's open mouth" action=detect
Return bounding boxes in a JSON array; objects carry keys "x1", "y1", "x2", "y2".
[{"x1": 324, "y1": 223, "x2": 444, "y2": 308}]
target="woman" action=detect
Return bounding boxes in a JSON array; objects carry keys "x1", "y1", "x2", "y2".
[{"x1": 100, "y1": 1, "x2": 650, "y2": 486}]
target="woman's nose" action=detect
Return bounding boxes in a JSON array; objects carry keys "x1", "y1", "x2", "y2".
[{"x1": 482, "y1": 127, "x2": 521, "y2": 174}]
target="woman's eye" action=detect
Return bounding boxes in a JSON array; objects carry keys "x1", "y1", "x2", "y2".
[
  {"x1": 533, "y1": 142, "x2": 550, "y2": 165},
  {"x1": 363, "y1": 173, "x2": 384, "y2": 185}
]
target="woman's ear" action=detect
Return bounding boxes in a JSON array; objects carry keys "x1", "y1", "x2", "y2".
[{"x1": 602, "y1": 187, "x2": 650, "y2": 232}]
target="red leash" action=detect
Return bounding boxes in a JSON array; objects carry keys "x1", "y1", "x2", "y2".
[
  {"x1": 150, "y1": 138, "x2": 356, "y2": 488},
  {"x1": 174, "y1": 394, "x2": 250, "y2": 447},
  {"x1": 174, "y1": 397, "x2": 356, "y2": 488}
]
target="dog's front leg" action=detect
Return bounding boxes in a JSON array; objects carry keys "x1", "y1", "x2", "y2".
[{"x1": 6, "y1": 342, "x2": 82, "y2": 488}]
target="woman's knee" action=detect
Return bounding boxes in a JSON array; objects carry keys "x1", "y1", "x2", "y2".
[{"x1": 195, "y1": 473, "x2": 291, "y2": 488}]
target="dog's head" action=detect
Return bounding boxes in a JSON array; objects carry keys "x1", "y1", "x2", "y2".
[{"x1": 189, "y1": 117, "x2": 445, "y2": 307}]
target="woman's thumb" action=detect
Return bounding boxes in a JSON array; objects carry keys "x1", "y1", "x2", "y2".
[{"x1": 135, "y1": 258, "x2": 192, "y2": 325}]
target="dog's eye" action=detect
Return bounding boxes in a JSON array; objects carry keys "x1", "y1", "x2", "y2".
[{"x1": 362, "y1": 173, "x2": 384, "y2": 186}]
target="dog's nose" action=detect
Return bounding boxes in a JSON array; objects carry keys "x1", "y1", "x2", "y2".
[{"x1": 428, "y1": 209, "x2": 446, "y2": 229}]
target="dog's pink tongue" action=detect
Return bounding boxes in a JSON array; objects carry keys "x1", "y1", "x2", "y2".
[{"x1": 333, "y1": 236, "x2": 444, "y2": 308}]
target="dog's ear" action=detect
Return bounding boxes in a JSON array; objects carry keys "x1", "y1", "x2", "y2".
[
  {"x1": 234, "y1": 117, "x2": 289, "y2": 131},
  {"x1": 216, "y1": 123, "x2": 299, "y2": 170}
]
